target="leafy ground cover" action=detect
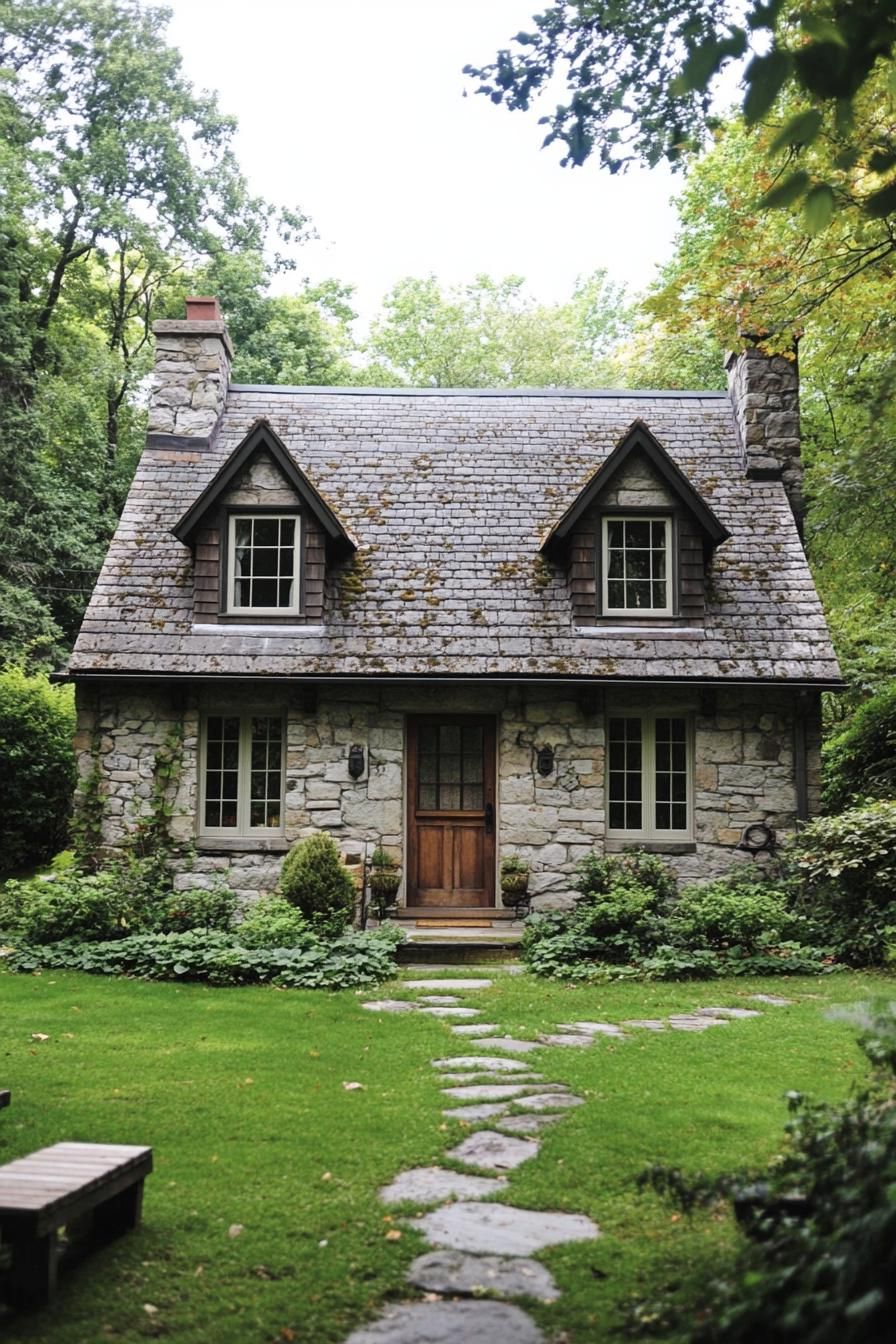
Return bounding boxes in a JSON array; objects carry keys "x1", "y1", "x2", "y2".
[{"x1": 0, "y1": 966, "x2": 893, "y2": 1343}]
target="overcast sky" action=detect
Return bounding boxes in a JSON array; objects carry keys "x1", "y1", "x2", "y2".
[{"x1": 163, "y1": 0, "x2": 680, "y2": 320}]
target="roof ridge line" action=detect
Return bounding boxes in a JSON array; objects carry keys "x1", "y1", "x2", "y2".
[{"x1": 228, "y1": 385, "x2": 730, "y2": 400}]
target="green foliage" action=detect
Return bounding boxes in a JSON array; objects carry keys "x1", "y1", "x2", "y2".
[
  {"x1": 643, "y1": 1003, "x2": 896, "y2": 1344},
  {"x1": 789, "y1": 801, "x2": 896, "y2": 965},
  {"x1": 466, "y1": 0, "x2": 896, "y2": 222},
  {"x1": 159, "y1": 882, "x2": 237, "y2": 934},
  {"x1": 279, "y1": 833, "x2": 357, "y2": 937},
  {"x1": 370, "y1": 847, "x2": 396, "y2": 869},
  {"x1": 7, "y1": 925, "x2": 403, "y2": 990},
  {"x1": 823, "y1": 684, "x2": 896, "y2": 811},
  {"x1": 524, "y1": 852, "x2": 838, "y2": 981},
  {"x1": 235, "y1": 895, "x2": 313, "y2": 949},
  {"x1": 366, "y1": 271, "x2": 633, "y2": 388},
  {"x1": 0, "y1": 869, "x2": 135, "y2": 943},
  {"x1": 666, "y1": 873, "x2": 798, "y2": 953},
  {"x1": 0, "y1": 667, "x2": 76, "y2": 873}
]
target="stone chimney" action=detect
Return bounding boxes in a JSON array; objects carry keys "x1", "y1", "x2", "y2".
[
  {"x1": 148, "y1": 296, "x2": 234, "y2": 441},
  {"x1": 725, "y1": 344, "x2": 803, "y2": 529}
]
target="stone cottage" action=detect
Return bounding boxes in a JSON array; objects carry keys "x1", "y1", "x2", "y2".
[{"x1": 67, "y1": 299, "x2": 842, "y2": 913}]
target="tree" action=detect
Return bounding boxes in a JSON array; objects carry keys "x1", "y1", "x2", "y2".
[
  {"x1": 365, "y1": 272, "x2": 633, "y2": 387},
  {"x1": 465, "y1": 0, "x2": 896, "y2": 224},
  {"x1": 0, "y1": 0, "x2": 315, "y2": 665}
]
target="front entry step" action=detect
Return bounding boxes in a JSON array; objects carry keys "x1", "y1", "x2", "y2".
[{"x1": 396, "y1": 907, "x2": 519, "y2": 923}]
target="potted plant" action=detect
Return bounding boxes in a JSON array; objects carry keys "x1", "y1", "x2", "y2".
[
  {"x1": 500, "y1": 854, "x2": 530, "y2": 907},
  {"x1": 368, "y1": 846, "x2": 401, "y2": 918}
]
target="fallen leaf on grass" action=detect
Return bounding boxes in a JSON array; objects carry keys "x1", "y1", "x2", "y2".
[
  {"x1": 143, "y1": 1304, "x2": 159, "y2": 1316},
  {"x1": 385, "y1": 1229, "x2": 402, "y2": 1241},
  {"x1": 194, "y1": 1265, "x2": 204, "y2": 1277},
  {"x1": 228, "y1": 1223, "x2": 244, "y2": 1238},
  {"x1": 342, "y1": 1081, "x2": 364, "y2": 1091},
  {"x1": 321, "y1": 1171, "x2": 332, "y2": 1181},
  {"x1": 279, "y1": 1329, "x2": 297, "y2": 1342},
  {"x1": 31, "y1": 1033, "x2": 49, "y2": 1042}
]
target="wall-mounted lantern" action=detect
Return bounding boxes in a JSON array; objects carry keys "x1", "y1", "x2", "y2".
[
  {"x1": 536, "y1": 744, "x2": 555, "y2": 777},
  {"x1": 348, "y1": 743, "x2": 365, "y2": 779}
]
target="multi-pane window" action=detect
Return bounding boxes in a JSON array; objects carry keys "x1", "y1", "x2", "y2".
[
  {"x1": 228, "y1": 514, "x2": 300, "y2": 614},
  {"x1": 607, "y1": 714, "x2": 691, "y2": 838},
  {"x1": 202, "y1": 714, "x2": 284, "y2": 834},
  {"x1": 602, "y1": 517, "x2": 672, "y2": 614},
  {"x1": 417, "y1": 723, "x2": 484, "y2": 812}
]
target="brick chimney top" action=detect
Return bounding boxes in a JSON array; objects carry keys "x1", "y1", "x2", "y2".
[{"x1": 184, "y1": 296, "x2": 222, "y2": 322}]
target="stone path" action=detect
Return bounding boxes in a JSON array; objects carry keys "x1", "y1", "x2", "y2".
[{"x1": 345, "y1": 974, "x2": 792, "y2": 1344}]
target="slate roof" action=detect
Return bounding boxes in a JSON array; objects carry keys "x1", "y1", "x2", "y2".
[{"x1": 69, "y1": 386, "x2": 842, "y2": 685}]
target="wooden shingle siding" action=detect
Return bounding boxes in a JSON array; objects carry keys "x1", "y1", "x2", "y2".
[
  {"x1": 570, "y1": 506, "x2": 599, "y2": 626},
  {"x1": 194, "y1": 528, "x2": 220, "y2": 621},
  {"x1": 303, "y1": 515, "x2": 326, "y2": 621},
  {"x1": 678, "y1": 518, "x2": 705, "y2": 624}
]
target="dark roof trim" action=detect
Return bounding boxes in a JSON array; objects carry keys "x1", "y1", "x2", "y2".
[
  {"x1": 230, "y1": 385, "x2": 730, "y2": 400},
  {"x1": 541, "y1": 419, "x2": 731, "y2": 556},
  {"x1": 172, "y1": 419, "x2": 356, "y2": 554},
  {"x1": 60, "y1": 670, "x2": 845, "y2": 690}
]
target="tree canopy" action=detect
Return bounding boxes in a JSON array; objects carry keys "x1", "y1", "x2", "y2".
[{"x1": 465, "y1": 0, "x2": 896, "y2": 227}]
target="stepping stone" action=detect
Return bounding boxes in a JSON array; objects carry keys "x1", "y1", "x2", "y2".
[
  {"x1": 468, "y1": 1036, "x2": 540, "y2": 1054},
  {"x1": 438, "y1": 1072, "x2": 544, "y2": 1084},
  {"x1": 405, "y1": 979, "x2": 493, "y2": 990},
  {"x1": 344, "y1": 1300, "x2": 545, "y2": 1344},
  {"x1": 417, "y1": 1200, "x2": 600, "y2": 1256},
  {"x1": 443, "y1": 1103, "x2": 512, "y2": 1122},
  {"x1": 667, "y1": 1014, "x2": 729, "y2": 1032},
  {"x1": 495, "y1": 1113, "x2": 567, "y2": 1135},
  {"x1": 442, "y1": 1084, "x2": 536, "y2": 1102},
  {"x1": 432, "y1": 1056, "x2": 532, "y2": 1074},
  {"x1": 539, "y1": 1032, "x2": 594, "y2": 1048},
  {"x1": 418, "y1": 995, "x2": 461, "y2": 1005},
  {"x1": 748, "y1": 994, "x2": 792, "y2": 1006},
  {"x1": 452, "y1": 1023, "x2": 499, "y2": 1036},
  {"x1": 513, "y1": 1092, "x2": 584, "y2": 1112},
  {"x1": 558, "y1": 1021, "x2": 625, "y2": 1037},
  {"x1": 622, "y1": 1019, "x2": 667, "y2": 1031},
  {"x1": 361, "y1": 999, "x2": 416, "y2": 1013},
  {"x1": 447, "y1": 1131, "x2": 539, "y2": 1172},
  {"x1": 379, "y1": 1166, "x2": 507, "y2": 1205},
  {"x1": 419, "y1": 1007, "x2": 481, "y2": 1018},
  {"x1": 697, "y1": 1006, "x2": 762, "y2": 1019},
  {"x1": 407, "y1": 1249, "x2": 560, "y2": 1301}
]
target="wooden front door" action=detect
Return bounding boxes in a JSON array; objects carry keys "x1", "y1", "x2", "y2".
[{"x1": 407, "y1": 716, "x2": 496, "y2": 907}]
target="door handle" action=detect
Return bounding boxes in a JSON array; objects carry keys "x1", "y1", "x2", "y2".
[{"x1": 484, "y1": 802, "x2": 494, "y2": 834}]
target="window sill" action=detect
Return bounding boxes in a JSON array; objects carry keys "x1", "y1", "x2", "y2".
[
  {"x1": 605, "y1": 839, "x2": 697, "y2": 855},
  {"x1": 574, "y1": 626, "x2": 705, "y2": 639},
  {"x1": 195, "y1": 836, "x2": 290, "y2": 853},
  {"x1": 191, "y1": 623, "x2": 325, "y2": 637}
]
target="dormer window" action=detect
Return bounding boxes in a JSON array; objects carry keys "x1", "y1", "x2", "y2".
[
  {"x1": 602, "y1": 517, "x2": 672, "y2": 615},
  {"x1": 228, "y1": 513, "x2": 300, "y2": 614}
]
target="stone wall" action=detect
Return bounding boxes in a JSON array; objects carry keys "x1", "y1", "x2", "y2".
[{"x1": 74, "y1": 680, "x2": 821, "y2": 906}]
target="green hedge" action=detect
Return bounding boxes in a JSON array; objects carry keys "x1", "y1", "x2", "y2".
[{"x1": 0, "y1": 667, "x2": 75, "y2": 873}]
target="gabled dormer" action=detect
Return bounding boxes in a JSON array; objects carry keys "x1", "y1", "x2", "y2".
[
  {"x1": 173, "y1": 420, "x2": 355, "y2": 625},
  {"x1": 541, "y1": 420, "x2": 729, "y2": 627}
]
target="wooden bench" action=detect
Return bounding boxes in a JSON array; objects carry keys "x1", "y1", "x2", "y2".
[{"x1": 0, "y1": 1142, "x2": 152, "y2": 1307}]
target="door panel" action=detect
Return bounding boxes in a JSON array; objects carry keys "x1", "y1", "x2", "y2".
[{"x1": 407, "y1": 716, "x2": 496, "y2": 907}]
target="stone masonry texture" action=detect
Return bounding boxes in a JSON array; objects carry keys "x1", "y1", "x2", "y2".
[{"x1": 74, "y1": 680, "x2": 821, "y2": 902}]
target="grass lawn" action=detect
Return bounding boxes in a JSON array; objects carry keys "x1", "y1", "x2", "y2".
[{"x1": 0, "y1": 965, "x2": 893, "y2": 1342}]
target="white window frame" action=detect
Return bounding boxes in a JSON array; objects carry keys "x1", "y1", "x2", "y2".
[
  {"x1": 601, "y1": 515, "x2": 674, "y2": 616},
  {"x1": 199, "y1": 712, "x2": 286, "y2": 838},
  {"x1": 606, "y1": 711, "x2": 693, "y2": 841},
  {"x1": 227, "y1": 512, "x2": 301, "y2": 616}
]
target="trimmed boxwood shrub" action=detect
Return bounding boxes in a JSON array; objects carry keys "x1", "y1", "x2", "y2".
[
  {"x1": 279, "y1": 833, "x2": 356, "y2": 936},
  {"x1": 0, "y1": 667, "x2": 76, "y2": 873}
]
